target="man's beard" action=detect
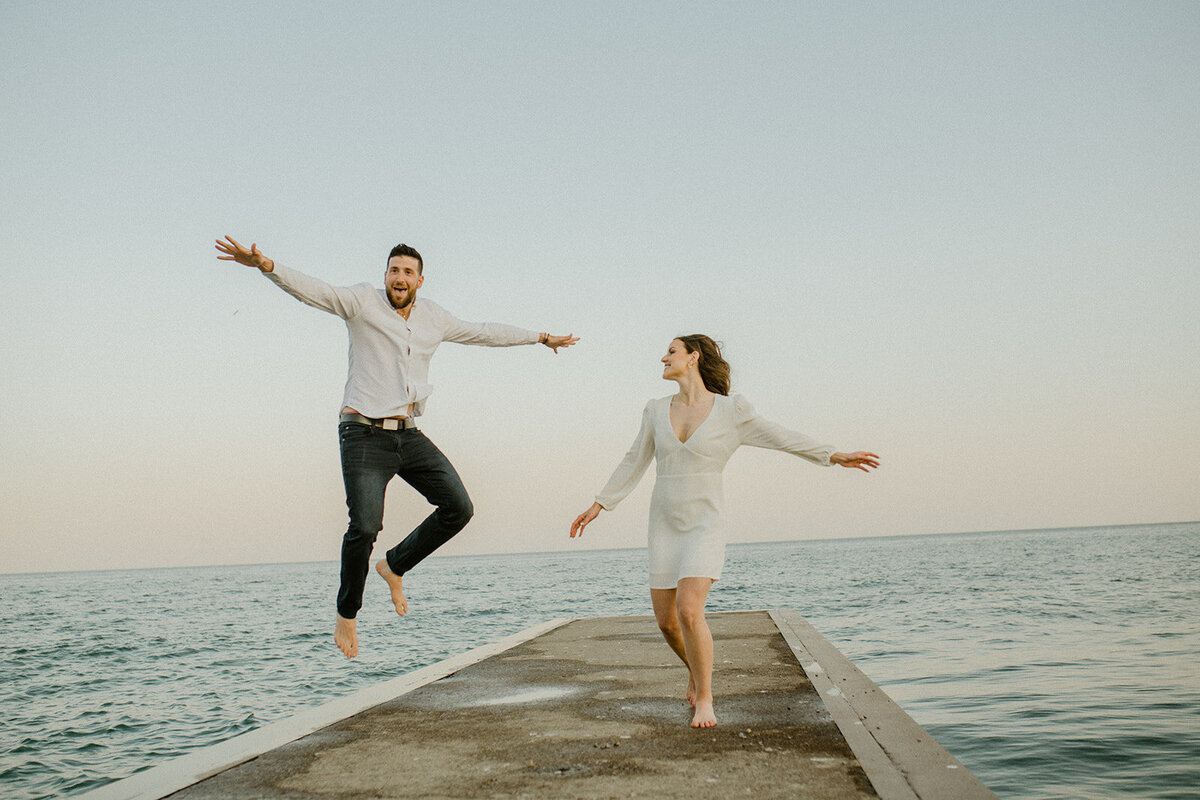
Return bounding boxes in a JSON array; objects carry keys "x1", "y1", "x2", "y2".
[{"x1": 389, "y1": 287, "x2": 415, "y2": 311}]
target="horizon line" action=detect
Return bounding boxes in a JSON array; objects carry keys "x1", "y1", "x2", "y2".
[{"x1": 3, "y1": 519, "x2": 1195, "y2": 579}]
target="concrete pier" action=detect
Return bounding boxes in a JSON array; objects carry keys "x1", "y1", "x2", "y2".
[{"x1": 79, "y1": 610, "x2": 996, "y2": 800}]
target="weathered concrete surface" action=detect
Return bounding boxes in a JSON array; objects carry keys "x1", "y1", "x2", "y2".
[{"x1": 168, "y1": 611, "x2": 879, "y2": 799}]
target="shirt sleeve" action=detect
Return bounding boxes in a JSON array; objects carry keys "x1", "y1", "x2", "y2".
[
  {"x1": 263, "y1": 263, "x2": 368, "y2": 320},
  {"x1": 595, "y1": 401, "x2": 657, "y2": 510},
  {"x1": 734, "y1": 394, "x2": 836, "y2": 466},
  {"x1": 439, "y1": 308, "x2": 541, "y2": 347}
]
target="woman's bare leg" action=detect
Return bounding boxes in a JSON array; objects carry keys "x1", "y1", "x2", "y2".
[
  {"x1": 676, "y1": 577, "x2": 716, "y2": 727},
  {"x1": 651, "y1": 587, "x2": 696, "y2": 704}
]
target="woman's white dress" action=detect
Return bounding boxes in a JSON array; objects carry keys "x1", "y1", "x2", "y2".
[{"x1": 595, "y1": 393, "x2": 836, "y2": 589}]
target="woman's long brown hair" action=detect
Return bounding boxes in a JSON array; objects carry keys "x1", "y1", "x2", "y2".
[{"x1": 676, "y1": 334, "x2": 731, "y2": 395}]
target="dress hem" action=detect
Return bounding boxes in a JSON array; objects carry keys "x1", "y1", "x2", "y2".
[{"x1": 649, "y1": 574, "x2": 721, "y2": 590}]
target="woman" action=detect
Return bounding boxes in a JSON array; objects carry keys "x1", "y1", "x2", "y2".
[{"x1": 570, "y1": 335, "x2": 878, "y2": 728}]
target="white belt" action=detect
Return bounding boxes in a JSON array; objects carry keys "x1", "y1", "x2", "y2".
[{"x1": 339, "y1": 413, "x2": 417, "y2": 431}]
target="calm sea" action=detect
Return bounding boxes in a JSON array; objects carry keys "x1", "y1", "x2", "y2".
[{"x1": 1, "y1": 523, "x2": 1197, "y2": 799}]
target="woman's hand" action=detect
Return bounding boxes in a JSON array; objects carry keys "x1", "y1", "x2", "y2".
[
  {"x1": 831, "y1": 451, "x2": 880, "y2": 472},
  {"x1": 570, "y1": 502, "x2": 603, "y2": 538}
]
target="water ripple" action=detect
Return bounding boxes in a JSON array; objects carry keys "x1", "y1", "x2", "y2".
[{"x1": 0, "y1": 523, "x2": 1197, "y2": 800}]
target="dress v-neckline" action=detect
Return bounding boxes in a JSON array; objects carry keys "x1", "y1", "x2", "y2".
[{"x1": 667, "y1": 394, "x2": 717, "y2": 445}]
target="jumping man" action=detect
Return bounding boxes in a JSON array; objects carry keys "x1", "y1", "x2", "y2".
[{"x1": 216, "y1": 236, "x2": 578, "y2": 658}]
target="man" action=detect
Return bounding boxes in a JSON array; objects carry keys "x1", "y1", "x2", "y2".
[{"x1": 216, "y1": 236, "x2": 578, "y2": 658}]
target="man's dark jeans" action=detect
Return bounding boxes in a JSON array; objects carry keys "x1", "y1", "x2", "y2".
[{"x1": 337, "y1": 421, "x2": 473, "y2": 619}]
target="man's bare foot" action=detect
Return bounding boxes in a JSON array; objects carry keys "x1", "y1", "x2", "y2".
[
  {"x1": 334, "y1": 615, "x2": 358, "y2": 659},
  {"x1": 691, "y1": 699, "x2": 717, "y2": 728},
  {"x1": 375, "y1": 559, "x2": 407, "y2": 615},
  {"x1": 686, "y1": 675, "x2": 697, "y2": 707}
]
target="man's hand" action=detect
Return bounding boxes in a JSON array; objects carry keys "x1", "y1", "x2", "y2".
[
  {"x1": 215, "y1": 235, "x2": 274, "y2": 273},
  {"x1": 541, "y1": 333, "x2": 579, "y2": 353},
  {"x1": 830, "y1": 451, "x2": 881, "y2": 472}
]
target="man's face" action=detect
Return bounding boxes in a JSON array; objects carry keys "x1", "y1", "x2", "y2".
[{"x1": 385, "y1": 255, "x2": 423, "y2": 311}]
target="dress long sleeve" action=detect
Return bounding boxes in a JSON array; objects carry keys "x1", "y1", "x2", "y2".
[
  {"x1": 595, "y1": 401, "x2": 657, "y2": 510},
  {"x1": 733, "y1": 394, "x2": 836, "y2": 466}
]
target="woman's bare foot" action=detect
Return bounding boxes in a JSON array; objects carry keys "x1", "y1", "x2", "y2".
[
  {"x1": 691, "y1": 698, "x2": 717, "y2": 728},
  {"x1": 686, "y1": 674, "x2": 697, "y2": 707},
  {"x1": 334, "y1": 615, "x2": 358, "y2": 659},
  {"x1": 375, "y1": 559, "x2": 407, "y2": 615}
]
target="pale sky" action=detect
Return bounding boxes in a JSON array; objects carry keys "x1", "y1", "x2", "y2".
[{"x1": 2, "y1": 1, "x2": 1197, "y2": 575}]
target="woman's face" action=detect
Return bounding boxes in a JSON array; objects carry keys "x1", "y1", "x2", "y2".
[{"x1": 661, "y1": 339, "x2": 694, "y2": 381}]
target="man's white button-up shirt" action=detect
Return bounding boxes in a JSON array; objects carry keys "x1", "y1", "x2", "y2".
[{"x1": 265, "y1": 264, "x2": 540, "y2": 419}]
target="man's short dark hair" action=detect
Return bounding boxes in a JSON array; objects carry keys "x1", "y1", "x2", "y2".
[{"x1": 388, "y1": 243, "x2": 423, "y2": 274}]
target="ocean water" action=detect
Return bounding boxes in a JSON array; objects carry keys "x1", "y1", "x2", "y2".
[{"x1": 1, "y1": 522, "x2": 1197, "y2": 800}]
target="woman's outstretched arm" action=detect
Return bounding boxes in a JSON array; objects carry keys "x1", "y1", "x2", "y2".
[{"x1": 735, "y1": 394, "x2": 879, "y2": 471}]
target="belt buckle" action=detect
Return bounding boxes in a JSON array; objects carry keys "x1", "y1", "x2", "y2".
[{"x1": 382, "y1": 418, "x2": 400, "y2": 431}]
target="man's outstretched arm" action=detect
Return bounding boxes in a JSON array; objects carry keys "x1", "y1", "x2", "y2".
[
  {"x1": 441, "y1": 308, "x2": 579, "y2": 352},
  {"x1": 215, "y1": 234, "x2": 366, "y2": 319}
]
